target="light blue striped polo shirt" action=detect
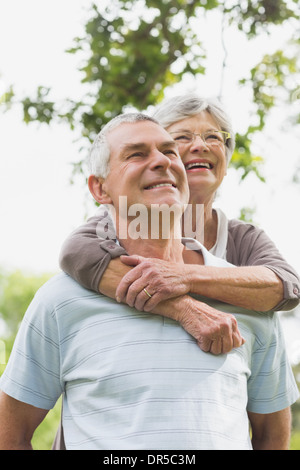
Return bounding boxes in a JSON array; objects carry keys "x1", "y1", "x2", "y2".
[{"x1": 0, "y1": 243, "x2": 299, "y2": 449}]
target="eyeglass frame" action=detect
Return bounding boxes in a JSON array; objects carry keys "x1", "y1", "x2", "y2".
[{"x1": 169, "y1": 130, "x2": 231, "y2": 147}]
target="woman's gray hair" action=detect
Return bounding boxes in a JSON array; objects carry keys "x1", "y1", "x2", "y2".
[
  {"x1": 88, "y1": 112, "x2": 159, "y2": 177},
  {"x1": 88, "y1": 95, "x2": 235, "y2": 177},
  {"x1": 152, "y1": 93, "x2": 235, "y2": 164}
]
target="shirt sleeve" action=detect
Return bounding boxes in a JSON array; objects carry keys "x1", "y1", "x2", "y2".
[
  {"x1": 59, "y1": 205, "x2": 127, "y2": 293},
  {"x1": 227, "y1": 219, "x2": 300, "y2": 311},
  {"x1": 247, "y1": 313, "x2": 299, "y2": 414},
  {"x1": 0, "y1": 289, "x2": 63, "y2": 410}
]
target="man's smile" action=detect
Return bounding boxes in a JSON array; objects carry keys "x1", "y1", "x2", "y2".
[{"x1": 144, "y1": 181, "x2": 177, "y2": 190}]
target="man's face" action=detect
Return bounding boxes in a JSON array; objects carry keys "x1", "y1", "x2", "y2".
[{"x1": 101, "y1": 120, "x2": 190, "y2": 213}]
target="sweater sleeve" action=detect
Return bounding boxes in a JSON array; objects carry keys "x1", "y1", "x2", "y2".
[
  {"x1": 59, "y1": 206, "x2": 127, "y2": 292},
  {"x1": 227, "y1": 219, "x2": 300, "y2": 311}
]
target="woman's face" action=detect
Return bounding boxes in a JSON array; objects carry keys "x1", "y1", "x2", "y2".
[{"x1": 166, "y1": 111, "x2": 228, "y2": 205}]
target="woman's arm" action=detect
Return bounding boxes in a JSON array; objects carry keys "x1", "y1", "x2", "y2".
[
  {"x1": 59, "y1": 212, "x2": 244, "y2": 354},
  {"x1": 227, "y1": 219, "x2": 300, "y2": 311},
  {"x1": 59, "y1": 209, "x2": 127, "y2": 291},
  {"x1": 115, "y1": 256, "x2": 283, "y2": 312},
  {"x1": 115, "y1": 219, "x2": 300, "y2": 313},
  {"x1": 60, "y1": 210, "x2": 299, "y2": 314},
  {"x1": 60, "y1": 219, "x2": 283, "y2": 312},
  {"x1": 100, "y1": 258, "x2": 245, "y2": 355},
  {"x1": 188, "y1": 265, "x2": 283, "y2": 311},
  {"x1": 189, "y1": 265, "x2": 283, "y2": 311}
]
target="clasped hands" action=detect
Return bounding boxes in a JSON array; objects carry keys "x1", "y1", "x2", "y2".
[{"x1": 116, "y1": 255, "x2": 245, "y2": 355}]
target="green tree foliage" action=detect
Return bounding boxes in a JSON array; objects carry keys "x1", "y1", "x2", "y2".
[
  {"x1": 0, "y1": 269, "x2": 52, "y2": 337},
  {"x1": 240, "y1": 47, "x2": 300, "y2": 129},
  {"x1": 224, "y1": 0, "x2": 300, "y2": 35},
  {"x1": 0, "y1": 269, "x2": 60, "y2": 449},
  {"x1": 1, "y1": 0, "x2": 299, "y2": 182}
]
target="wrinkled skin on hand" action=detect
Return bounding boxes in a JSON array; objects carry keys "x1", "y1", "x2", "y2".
[
  {"x1": 116, "y1": 255, "x2": 245, "y2": 355},
  {"x1": 177, "y1": 296, "x2": 245, "y2": 355},
  {"x1": 116, "y1": 255, "x2": 190, "y2": 311}
]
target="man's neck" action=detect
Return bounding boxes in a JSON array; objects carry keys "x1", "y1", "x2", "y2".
[
  {"x1": 120, "y1": 236, "x2": 185, "y2": 263},
  {"x1": 116, "y1": 212, "x2": 184, "y2": 262}
]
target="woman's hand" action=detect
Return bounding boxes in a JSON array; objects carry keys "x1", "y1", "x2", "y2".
[
  {"x1": 116, "y1": 255, "x2": 191, "y2": 311},
  {"x1": 115, "y1": 256, "x2": 246, "y2": 354},
  {"x1": 176, "y1": 296, "x2": 245, "y2": 355}
]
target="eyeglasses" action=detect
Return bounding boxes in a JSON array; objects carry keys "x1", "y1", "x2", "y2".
[{"x1": 170, "y1": 130, "x2": 231, "y2": 147}]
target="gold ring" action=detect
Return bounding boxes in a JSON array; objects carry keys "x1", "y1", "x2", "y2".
[{"x1": 143, "y1": 288, "x2": 152, "y2": 298}]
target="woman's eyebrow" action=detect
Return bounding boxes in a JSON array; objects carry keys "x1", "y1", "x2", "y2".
[{"x1": 171, "y1": 128, "x2": 220, "y2": 133}]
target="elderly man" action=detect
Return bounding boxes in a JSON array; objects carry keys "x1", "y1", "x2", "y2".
[{"x1": 0, "y1": 113, "x2": 298, "y2": 450}]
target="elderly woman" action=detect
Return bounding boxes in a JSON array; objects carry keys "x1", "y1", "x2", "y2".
[{"x1": 59, "y1": 94, "x2": 300, "y2": 350}]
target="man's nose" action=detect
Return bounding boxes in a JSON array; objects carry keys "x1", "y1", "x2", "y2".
[{"x1": 150, "y1": 150, "x2": 171, "y2": 169}]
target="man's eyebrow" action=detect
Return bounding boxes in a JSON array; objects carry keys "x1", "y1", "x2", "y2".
[
  {"x1": 121, "y1": 142, "x2": 148, "y2": 152},
  {"x1": 121, "y1": 140, "x2": 177, "y2": 152},
  {"x1": 159, "y1": 140, "x2": 178, "y2": 149}
]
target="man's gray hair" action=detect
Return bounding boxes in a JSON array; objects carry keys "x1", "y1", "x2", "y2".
[
  {"x1": 152, "y1": 93, "x2": 235, "y2": 164},
  {"x1": 88, "y1": 112, "x2": 159, "y2": 177}
]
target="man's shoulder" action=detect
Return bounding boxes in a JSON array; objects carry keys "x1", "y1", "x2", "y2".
[
  {"x1": 39, "y1": 271, "x2": 87, "y2": 292},
  {"x1": 34, "y1": 272, "x2": 99, "y2": 310}
]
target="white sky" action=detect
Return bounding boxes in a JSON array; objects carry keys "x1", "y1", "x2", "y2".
[{"x1": 0, "y1": 0, "x2": 299, "y2": 279}]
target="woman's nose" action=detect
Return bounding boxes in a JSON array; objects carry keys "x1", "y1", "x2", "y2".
[{"x1": 190, "y1": 135, "x2": 209, "y2": 152}]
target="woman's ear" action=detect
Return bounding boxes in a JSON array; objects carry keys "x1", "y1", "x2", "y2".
[{"x1": 88, "y1": 175, "x2": 112, "y2": 205}]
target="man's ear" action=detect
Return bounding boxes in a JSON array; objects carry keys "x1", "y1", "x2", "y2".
[{"x1": 88, "y1": 175, "x2": 112, "y2": 205}]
